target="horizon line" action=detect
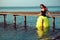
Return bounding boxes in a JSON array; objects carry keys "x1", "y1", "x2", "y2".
[{"x1": 0, "y1": 6, "x2": 60, "y2": 7}]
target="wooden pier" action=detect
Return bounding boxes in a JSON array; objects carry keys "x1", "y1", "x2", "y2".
[
  {"x1": 0, "y1": 12, "x2": 60, "y2": 40},
  {"x1": 0, "y1": 12, "x2": 60, "y2": 31}
]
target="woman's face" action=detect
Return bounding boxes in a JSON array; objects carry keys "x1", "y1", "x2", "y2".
[{"x1": 40, "y1": 5, "x2": 43, "y2": 9}]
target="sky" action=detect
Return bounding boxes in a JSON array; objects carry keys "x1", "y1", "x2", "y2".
[{"x1": 0, "y1": 0, "x2": 60, "y2": 7}]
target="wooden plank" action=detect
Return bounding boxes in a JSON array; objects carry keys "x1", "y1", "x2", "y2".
[{"x1": 0, "y1": 12, "x2": 60, "y2": 17}]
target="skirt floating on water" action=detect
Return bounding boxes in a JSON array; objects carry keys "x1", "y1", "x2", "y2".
[{"x1": 36, "y1": 16, "x2": 50, "y2": 38}]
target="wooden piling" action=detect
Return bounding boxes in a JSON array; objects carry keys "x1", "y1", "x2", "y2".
[
  {"x1": 52, "y1": 17, "x2": 55, "y2": 32},
  {"x1": 3, "y1": 14, "x2": 7, "y2": 28},
  {"x1": 24, "y1": 16, "x2": 27, "y2": 30},
  {"x1": 13, "y1": 15, "x2": 16, "y2": 29}
]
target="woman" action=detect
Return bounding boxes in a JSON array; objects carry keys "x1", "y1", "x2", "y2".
[{"x1": 36, "y1": 4, "x2": 54, "y2": 39}]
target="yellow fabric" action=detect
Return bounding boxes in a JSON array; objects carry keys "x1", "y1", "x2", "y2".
[{"x1": 36, "y1": 16, "x2": 50, "y2": 38}]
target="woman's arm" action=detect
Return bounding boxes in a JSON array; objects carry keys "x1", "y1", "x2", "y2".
[
  {"x1": 48, "y1": 12, "x2": 54, "y2": 18},
  {"x1": 47, "y1": 11, "x2": 54, "y2": 22},
  {"x1": 47, "y1": 11, "x2": 54, "y2": 18}
]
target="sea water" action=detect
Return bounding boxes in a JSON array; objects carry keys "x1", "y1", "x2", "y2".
[
  {"x1": 0, "y1": 6, "x2": 60, "y2": 12},
  {"x1": 0, "y1": 6, "x2": 60, "y2": 40},
  {"x1": 0, "y1": 6, "x2": 60, "y2": 28}
]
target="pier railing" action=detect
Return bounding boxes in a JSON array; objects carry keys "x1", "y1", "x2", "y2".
[{"x1": 0, "y1": 12, "x2": 60, "y2": 31}]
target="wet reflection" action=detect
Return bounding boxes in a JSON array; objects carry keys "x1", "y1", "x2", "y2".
[
  {"x1": 0, "y1": 23, "x2": 38, "y2": 40},
  {"x1": 0, "y1": 23, "x2": 60, "y2": 40}
]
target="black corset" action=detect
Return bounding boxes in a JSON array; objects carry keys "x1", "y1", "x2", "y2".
[{"x1": 41, "y1": 11, "x2": 46, "y2": 16}]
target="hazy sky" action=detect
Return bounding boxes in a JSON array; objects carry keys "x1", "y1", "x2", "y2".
[{"x1": 0, "y1": 0, "x2": 60, "y2": 7}]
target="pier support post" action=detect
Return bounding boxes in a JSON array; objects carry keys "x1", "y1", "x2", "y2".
[
  {"x1": 52, "y1": 17, "x2": 55, "y2": 32},
  {"x1": 24, "y1": 16, "x2": 27, "y2": 30},
  {"x1": 13, "y1": 15, "x2": 16, "y2": 29},
  {"x1": 3, "y1": 14, "x2": 7, "y2": 28}
]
